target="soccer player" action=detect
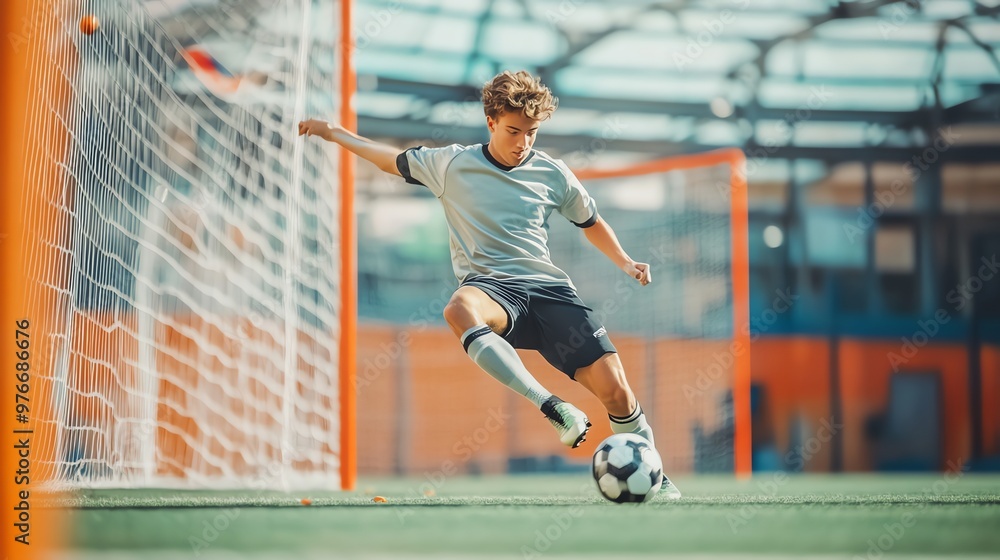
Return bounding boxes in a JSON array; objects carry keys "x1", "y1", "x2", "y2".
[{"x1": 300, "y1": 70, "x2": 679, "y2": 498}]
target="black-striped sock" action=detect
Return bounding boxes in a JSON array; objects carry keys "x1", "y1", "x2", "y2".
[
  {"x1": 609, "y1": 405, "x2": 655, "y2": 447},
  {"x1": 461, "y1": 325, "x2": 551, "y2": 408}
]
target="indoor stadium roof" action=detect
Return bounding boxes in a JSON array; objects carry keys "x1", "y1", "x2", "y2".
[
  {"x1": 353, "y1": 0, "x2": 1000, "y2": 162},
  {"x1": 146, "y1": 0, "x2": 1000, "y2": 162}
]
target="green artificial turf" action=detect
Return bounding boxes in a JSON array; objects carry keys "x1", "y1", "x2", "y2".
[{"x1": 55, "y1": 474, "x2": 1000, "y2": 559}]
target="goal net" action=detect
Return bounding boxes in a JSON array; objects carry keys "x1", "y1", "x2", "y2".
[
  {"x1": 569, "y1": 151, "x2": 750, "y2": 475},
  {"x1": 22, "y1": 0, "x2": 350, "y2": 489}
]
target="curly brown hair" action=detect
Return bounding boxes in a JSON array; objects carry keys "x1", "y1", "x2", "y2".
[{"x1": 481, "y1": 70, "x2": 558, "y2": 121}]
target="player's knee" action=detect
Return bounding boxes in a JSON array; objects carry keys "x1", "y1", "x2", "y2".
[
  {"x1": 442, "y1": 295, "x2": 475, "y2": 329},
  {"x1": 441, "y1": 301, "x2": 462, "y2": 327}
]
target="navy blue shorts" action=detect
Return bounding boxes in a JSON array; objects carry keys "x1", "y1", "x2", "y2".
[{"x1": 460, "y1": 276, "x2": 617, "y2": 378}]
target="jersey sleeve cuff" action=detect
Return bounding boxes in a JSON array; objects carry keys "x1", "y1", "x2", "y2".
[
  {"x1": 572, "y1": 212, "x2": 599, "y2": 229},
  {"x1": 396, "y1": 149, "x2": 425, "y2": 186}
]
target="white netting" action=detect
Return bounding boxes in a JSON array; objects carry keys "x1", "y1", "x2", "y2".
[
  {"x1": 551, "y1": 163, "x2": 739, "y2": 473},
  {"x1": 24, "y1": 0, "x2": 344, "y2": 489}
]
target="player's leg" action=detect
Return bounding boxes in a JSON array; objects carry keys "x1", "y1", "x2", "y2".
[
  {"x1": 574, "y1": 353, "x2": 655, "y2": 446},
  {"x1": 444, "y1": 286, "x2": 549, "y2": 405},
  {"x1": 443, "y1": 284, "x2": 590, "y2": 447},
  {"x1": 575, "y1": 353, "x2": 682, "y2": 499}
]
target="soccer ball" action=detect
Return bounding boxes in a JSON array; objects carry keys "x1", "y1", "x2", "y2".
[{"x1": 592, "y1": 433, "x2": 663, "y2": 503}]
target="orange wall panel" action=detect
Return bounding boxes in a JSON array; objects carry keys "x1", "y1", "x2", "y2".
[
  {"x1": 356, "y1": 324, "x2": 404, "y2": 475},
  {"x1": 751, "y1": 337, "x2": 832, "y2": 471},
  {"x1": 357, "y1": 329, "x2": 987, "y2": 476},
  {"x1": 981, "y1": 344, "x2": 1000, "y2": 457},
  {"x1": 405, "y1": 329, "x2": 511, "y2": 475}
]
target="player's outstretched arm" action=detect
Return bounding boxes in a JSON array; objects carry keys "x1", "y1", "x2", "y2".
[
  {"x1": 583, "y1": 215, "x2": 651, "y2": 286},
  {"x1": 297, "y1": 119, "x2": 401, "y2": 177}
]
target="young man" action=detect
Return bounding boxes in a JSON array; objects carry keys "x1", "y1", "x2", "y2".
[{"x1": 299, "y1": 70, "x2": 679, "y2": 498}]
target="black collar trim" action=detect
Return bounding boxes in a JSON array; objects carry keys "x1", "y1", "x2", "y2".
[{"x1": 482, "y1": 144, "x2": 534, "y2": 172}]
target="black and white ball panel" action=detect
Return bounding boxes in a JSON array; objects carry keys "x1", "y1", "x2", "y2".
[{"x1": 591, "y1": 433, "x2": 663, "y2": 504}]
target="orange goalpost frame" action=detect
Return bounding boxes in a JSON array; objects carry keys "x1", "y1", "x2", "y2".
[
  {"x1": 338, "y1": 0, "x2": 358, "y2": 491},
  {"x1": 3, "y1": 0, "x2": 71, "y2": 555},
  {"x1": 576, "y1": 148, "x2": 753, "y2": 479}
]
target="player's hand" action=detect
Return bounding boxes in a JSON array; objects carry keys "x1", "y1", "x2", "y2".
[
  {"x1": 298, "y1": 119, "x2": 337, "y2": 141},
  {"x1": 623, "y1": 261, "x2": 651, "y2": 286}
]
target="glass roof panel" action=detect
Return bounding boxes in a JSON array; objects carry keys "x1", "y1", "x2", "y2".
[
  {"x1": 632, "y1": 10, "x2": 681, "y2": 33},
  {"x1": 355, "y1": 12, "x2": 430, "y2": 48},
  {"x1": 600, "y1": 113, "x2": 688, "y2": 141},
  {"x1": 943, "y1": 49, "x2": 1000, "y2": 81},
  {"x1": 792, "y1": 122, "x2": 871, "y2": 147},
  {"x1": 356, "y1": 91, "x2": 419, "y2": 119},
  {"x1": 799, "y1": 44, "x2": 933, "y2": 79},
  {"x1": 482, "y1": 20, "x2": 564, "y2": 64},
  {"x1": 544, "y1": 107, "x2": 607, "y2": 135},
  {"x1": 356, "y1": 50, "x2": 467, "y2": 84},
  {"x1": 420, "y1": 16, "x2": 479, "y2": 54},
  {"x1": 548, "y1": 112, "x2": 698, "y2": 144},
  {"x1": 757, "y1": 82, "x2": 925, "y2": 111},
  {"x1": 695, "y1": 120, "x2": 743, "y2": 146},
  {"x1": 556, "y1": 67, "x2": 729, "y2": 102},
  {"x1": 526, "y1": 0, "x2": 631, "y2": 33},
  {"x1": 921, "y1": 0, "x2": 976, "y2": 19},
  {"x1": 814, "y1": 19, "x2": 942, "y2": 42},
  {"x1": 394, "y1": 0, "x2": 488, "y2": 13},
  {"x1": 427, "y1": 101, "x2": 486, "y2": 127},
  {"x1": 680, "y1": 11, "x2": 808, "y2": 40},
  {"x1": 709, "y1": 0, "x2": 829, "y2": 14},
  {"x1": 577, "y1": 31, "x2": 757, "y2": 72}
]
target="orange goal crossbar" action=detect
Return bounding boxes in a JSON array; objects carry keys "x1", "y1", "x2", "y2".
[{"x1": 576, "y1": 148, "x2": 752, "y2": 479}]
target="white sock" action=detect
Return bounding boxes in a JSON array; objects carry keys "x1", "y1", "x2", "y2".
[
  {"x1": 610, "y1": 405, "x2": 655, "y2": 447},
  {"x1": 461, "y1": 325, "x2": 552, "y2": 408}
]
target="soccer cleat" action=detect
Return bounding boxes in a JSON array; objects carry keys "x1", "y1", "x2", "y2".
[
  {"x1": 656, "y1": 473, "x2": 683, "y2": 500},
  {"x1": 540, "y1": 396, "x2": 591, "y2": 448}
]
